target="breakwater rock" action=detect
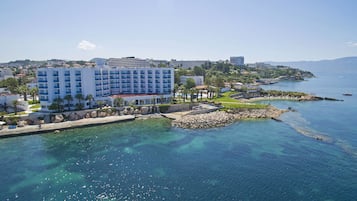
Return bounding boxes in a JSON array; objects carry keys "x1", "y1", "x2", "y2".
[
  {"x1": 172, "y1": 111, "x2": 236, "y2": 129},
  {"x1": 172, "y1": 106, "x2": 285, "y2": 129}
]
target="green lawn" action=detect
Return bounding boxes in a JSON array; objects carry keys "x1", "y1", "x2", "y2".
[
  {"x1": 215, "y1": 92, "x2": 268, "y2": 109},
  {"x1": 30, "y1": 104, "x2": 41, "y2": 109}
]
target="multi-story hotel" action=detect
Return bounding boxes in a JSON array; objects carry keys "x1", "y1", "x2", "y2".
[{"x1": 37, "y1": 66, "x2": 174, "y2": 111}]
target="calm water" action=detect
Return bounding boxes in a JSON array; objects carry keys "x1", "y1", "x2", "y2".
[{"x1": 1, "y1": 66, "x2": 357, "y2": 201}]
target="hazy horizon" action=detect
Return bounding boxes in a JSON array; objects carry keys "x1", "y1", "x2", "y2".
[{"x1": 1, "y1": 0, "x2": 357, "y2": 63}]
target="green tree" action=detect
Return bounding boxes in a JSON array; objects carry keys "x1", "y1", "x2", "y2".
[
  {"x1": 214, "y1": 76, "x2": 225, "y2": 88},
  {"x1": 113, "y1": 97, "x2": 123, "y2": 107},
  {"x1": 64, "y1": 94, "x2": 73, "y2": 111},
  {"x1": 29, "y1": 87, "x2": 38, "y2": 102},
  {"x1": 16, "y1": 85, "x2": 29, "y2": 101},
  {"x1": 85, "y1": 94, "x2": 94, "y2": 109},
  {"x1": 0, "y1": 78, "x2": 18, "y2": 93},
  {"x1": 75, "y1": 94, "x2": 84, "y2": 110},
  {"x1": 173, "y1": 84, "x2": 179, "y2": 100},
  {"x1": 49, "y1": 97, "x2": 63, "y2": 112},
  {"x1": 12, "y1": 100, "x2": 19, "y2": 115},
  {"x1": 185, "y1": 78, "x2": 196, "y2": 89},
  {"x1": 193, "y1": 66, "x2": 205, "y2": 76},
  {"x1": 96, "y1": 100, "x2": 104, "y2": 109}
]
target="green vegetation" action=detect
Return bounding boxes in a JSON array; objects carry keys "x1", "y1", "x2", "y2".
[
  {"x1": 28, "y1": 100, "x2": 40, "y2": 104},
  {"x1": 261, "y1": 90, "x2": 308, "y2": 97},
  {"x1": 184, "y1": 78, "x2": 196, "y2": 89},
  {"x1": 174, "y1": 62, "x2": 314, "y2": 86},
  {"x1": 30, "y1": 104, "x2": 41, "y2": 109},
  {"x1": 214, "y1": 92, "x2": 268, "y2": 110}
]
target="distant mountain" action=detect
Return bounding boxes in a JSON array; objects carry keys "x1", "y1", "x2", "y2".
[{"x1": 267, "y1": 57, "x2": 357, "y2": 70}]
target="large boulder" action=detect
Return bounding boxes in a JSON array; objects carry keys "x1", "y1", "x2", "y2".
[
  {"x1": 141, "y1": 106, "x2": 149, "y2": 115},
  {"x1": 17, "y1": 120, "x2": 27, "y2": 127},
  {"x1": 123, "y1": 108, "x2": 129, "y2": 115},
  {"x1": 84, "y1": 112, "x2": 91, "y2": 118},
  {"x1": 90, "y1": 111, "x2": 97, "y2": 118},
  {"x1": 52, "y1": 114, "x2": 64, "y2": 123},
  {"x1": 98, "y1": 111, "x2": 107, "y2": 117},
  {"x1": 68, "y1": 113, "x2": 81, "y2": 121}
]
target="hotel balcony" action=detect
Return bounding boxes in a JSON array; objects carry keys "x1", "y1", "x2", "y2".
[
  {"x1": 38, "y1": 73, "x2": 47, "y2": 77},
  {"x1": 38, "y1": 79, "x2": 48, "y2": 83}
]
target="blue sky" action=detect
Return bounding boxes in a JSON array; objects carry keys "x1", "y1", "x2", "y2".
[{"x1": 1, "y1": 0, "x2": 357, "y2": 63}]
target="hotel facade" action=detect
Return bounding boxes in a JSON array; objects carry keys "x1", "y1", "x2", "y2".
[{"x1": 37, "y1": 66, "x2": 174, "y2": 111}]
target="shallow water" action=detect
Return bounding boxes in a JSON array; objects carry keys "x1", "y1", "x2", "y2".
[{"x1": 1, "y1": 66, "x2": 357, "y2": 200}]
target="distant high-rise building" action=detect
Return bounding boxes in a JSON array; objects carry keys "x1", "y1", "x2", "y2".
[{"x1": 230, "y1": 56, "x2": 244, "y2": 66}]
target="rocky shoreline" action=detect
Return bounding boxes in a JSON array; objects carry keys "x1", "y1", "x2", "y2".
[{"x1": 172, "y1": 106, "x2": 285, "y2": 129}]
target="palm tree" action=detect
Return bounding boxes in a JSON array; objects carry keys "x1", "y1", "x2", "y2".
[
  {"x1": 113, "y1": 97, "x2": 123, "y2": 107},
  {"x1": 29, "y1": 87, "x2": 38, "y2": 103},
  {"x1": 183, "y1": 88, "x2": 189, "y2": 102},
  {"x1": 208, "y1": 86, "x2": 215, "y2": 99},
  {"x1": 195, "y1": 88, "x2": 199, "y2": 102},
  {"x1": 51, "y1": 97, "x2": 64, "y2": 112},
  {"x1": 64, "y1": 94, "x2": 73, "y2": 111},
  {"x1": 12, "y1": 100, "x2": 19, "y2": 115},
  {"x1": 173, "y1": 84, "x2": 179, "y2": 100},
  {"x1": 96, "y1": 100, "x2": 104, "y2": 110},
  {"x1": 16, "y1": 85, "x2": 29, "y2": 101},
  {"x1": 75, "y1": 94, "x2": 84, "y2": 110},
  {"x1": 85, "y1": 94, "x2": 94, "y2": 109},
  {"x1": 189, "y1": 88, "x2": 196, "y2": 103}
]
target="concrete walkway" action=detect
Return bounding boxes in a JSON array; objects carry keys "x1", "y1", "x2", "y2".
[{"x1": 0, "y1": 115, "x2": 136, "y2": 138}]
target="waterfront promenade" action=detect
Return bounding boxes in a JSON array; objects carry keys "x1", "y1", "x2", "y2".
[{"x1": 0, "y1": 115, "x2": 135, "y2": 138}]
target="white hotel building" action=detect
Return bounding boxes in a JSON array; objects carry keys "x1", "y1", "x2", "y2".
[{"x1": 37, "y1": 66, "x2": 174, "y2": 111}]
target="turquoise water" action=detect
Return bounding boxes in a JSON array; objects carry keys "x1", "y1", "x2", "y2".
[{"x1": 1, "y1": 66, "x2": 357, "y2": 200}]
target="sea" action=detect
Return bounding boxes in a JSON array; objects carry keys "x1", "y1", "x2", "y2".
[{"x1": 0, "y1": 65, "x2": 356, "y2": 201}]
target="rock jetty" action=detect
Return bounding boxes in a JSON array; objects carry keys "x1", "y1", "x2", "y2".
[
  {"x1": 172, "y1": 106, "x2": 285, "y2": 129},
  {"x1": 172, "y1": 111, "x2": 236, "y2": 129}
]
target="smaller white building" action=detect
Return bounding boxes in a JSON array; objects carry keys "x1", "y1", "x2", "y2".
[
  {"x1": 180, "y1": 76, "x2": 204, "y2": 86},
  {"x1": 0, "y1": 93, "x2": 29, "y2": 112}
]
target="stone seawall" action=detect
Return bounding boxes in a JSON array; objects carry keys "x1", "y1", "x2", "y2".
[{"x1": 172, "y1": 106, "x2": 285, "y2": 129}]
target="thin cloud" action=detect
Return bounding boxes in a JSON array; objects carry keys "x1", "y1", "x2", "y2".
[
  {"x1": 346, "y1": 41, "x2": 357, "y2": 47},
  {"x1": 77, "y1": 40, "x2": 96, "y2": 50}
]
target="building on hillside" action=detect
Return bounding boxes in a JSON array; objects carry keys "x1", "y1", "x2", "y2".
[
  {"x1": 230, "y1": 56, "x2": 244, "y2": 66},
  {"x1": 37, "y1": 66, "x2": 174, "y2": 111},
  {"x1": 170, "y1": 60, "x2": 209, "y2": 69},
  {"x1": 107, "y1": 57, "x2": 151, "y2": 68},
  {"x1": 0, "y1": 68, "x2": 13, "y2": 81},
  {"x1": 180, "y1": 76, "x2": 204, "y2": 86}
]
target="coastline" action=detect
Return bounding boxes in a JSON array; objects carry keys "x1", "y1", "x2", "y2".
[
  {"x1": 0, "y1": 115, "x2": 135, "y2": 138},
  {"x1": 171, "y1": 106, "x2": 286, "y2": 129}
]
